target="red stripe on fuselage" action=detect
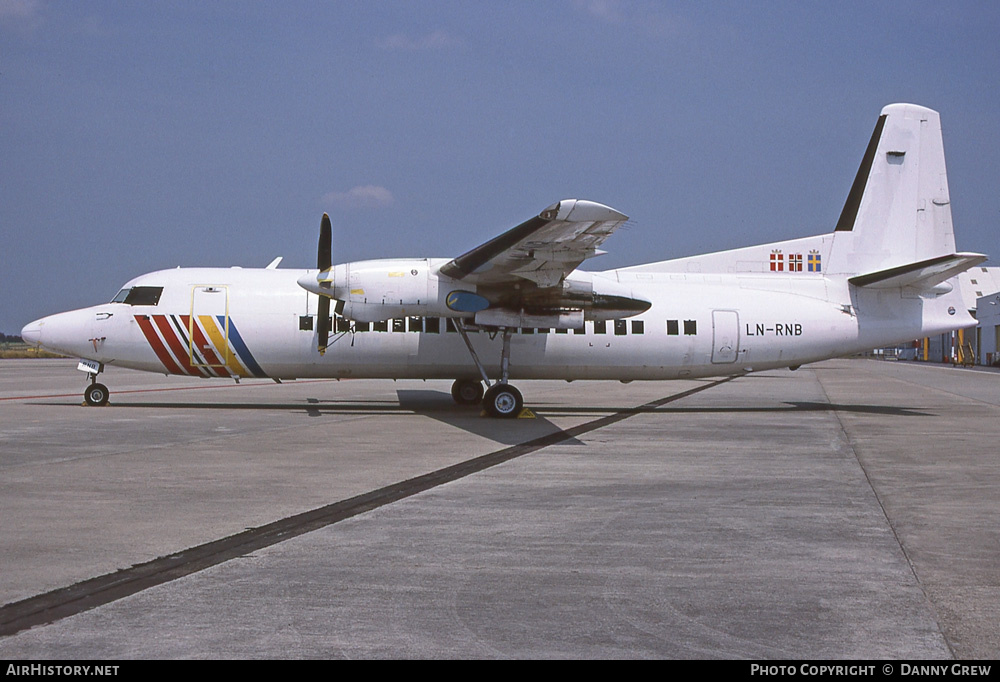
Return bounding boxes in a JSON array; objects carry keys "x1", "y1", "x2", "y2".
[
  {"x1": 135, "y1": 315, "x2": 185, "y2": 375},
  {"x1": 153, "y1": 315, "x2": 203, "y2": 376}
]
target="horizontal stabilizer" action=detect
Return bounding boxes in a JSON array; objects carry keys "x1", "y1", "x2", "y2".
[{"x1": 848, "y1": 253, "x2": 987, "y2": 290}]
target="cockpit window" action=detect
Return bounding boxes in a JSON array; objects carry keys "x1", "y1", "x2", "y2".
[{"x1": 111, "y1": 286, "x2": 163, "y2": 306}]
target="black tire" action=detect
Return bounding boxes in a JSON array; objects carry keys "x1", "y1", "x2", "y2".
[
  {"x1": 451, "y1": 379, "x2": 485, "y2": 406},
  {"x1": 84, "y1": 383, "x2": 110, "y2": 407},
  {"x1": 483, "y1": 383, "x2": 523, "y2": 418}
]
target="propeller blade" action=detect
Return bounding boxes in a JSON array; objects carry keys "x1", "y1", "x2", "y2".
[
  {"x1": 317, "y1": 295, "x2": 330, "y2": 355},
  {"x1": 315, "y1": 213, "x2": 334, "y2": 354},
  {"x1": 318, "y1": 213, "x2": 332, "y2": 271}
]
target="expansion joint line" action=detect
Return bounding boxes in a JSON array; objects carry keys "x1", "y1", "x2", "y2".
[
  {"x1": 814, "y1": 370, "x2": 956, "y2": 659},
  {"x1": 0, "y1": 376, "x2": 734, "y2": 639}
]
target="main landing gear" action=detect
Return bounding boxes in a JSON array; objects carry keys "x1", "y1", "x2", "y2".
[
  {"x1": 451, "y1": 322, "x2": 525, "y2": 418},
  {"x1": 451, "y1": 379, "x2": 484, "y2": 405},
  {"x1": 482, "y1": 383, "x2": 523, "y2": 418},
  {"x1": 450, "y1": 379, "x2": 523, "y2": 418}
]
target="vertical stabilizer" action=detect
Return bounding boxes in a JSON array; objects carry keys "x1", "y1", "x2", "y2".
[{"x1": 827, "y1": 104, "x2": 956, "y2": 276}]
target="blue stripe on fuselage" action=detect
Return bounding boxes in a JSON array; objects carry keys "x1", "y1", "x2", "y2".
[{"x1": 221, "y1": 316, "x2": 267, "y2": 378}]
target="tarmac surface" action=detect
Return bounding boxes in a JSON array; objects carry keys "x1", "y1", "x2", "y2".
[{"x1": 0, "y1": 357, "x2": 997, "y2": 659}]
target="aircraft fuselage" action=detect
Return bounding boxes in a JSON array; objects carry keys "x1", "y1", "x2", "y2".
[{"x1": 25, "y1": 264, "x2": 965, "y2": 383}]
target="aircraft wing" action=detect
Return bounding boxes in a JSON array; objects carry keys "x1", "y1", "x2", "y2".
[{"x1": 438, "y1": 199, "x2": 628, "y2": 288}]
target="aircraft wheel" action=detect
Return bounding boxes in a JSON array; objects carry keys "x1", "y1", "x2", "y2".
[
  {"x1": 84, "y1": 383, "x2": 110, "y2": 407},
  {"x1": 483, "y1": 383, "x2": 523, "y2": 418},
  {"x1": 451, "y1": 379, "x2": 484, "y2": 406}
]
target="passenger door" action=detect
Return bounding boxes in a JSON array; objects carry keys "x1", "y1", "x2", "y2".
[
  {"x1": 189, "y1": 285, "x2": 230, "y2": 369},
  {"x1": 711, "y1": 310, "x2": 740, "y2": 364}
]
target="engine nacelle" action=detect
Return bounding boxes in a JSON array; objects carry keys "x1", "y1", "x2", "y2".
[
  {"x1": 323, "y1": 259, "x2": 438, "y2": 322},
  {"x1": 547, "y1": 273, "x2": 652, "y2": 321},
  {"x1": 299, "y1": 259, "x2": 651, "y2": 324},
  {"x1": 475, "y1": 309, "x2": 584, "y2": 329}
]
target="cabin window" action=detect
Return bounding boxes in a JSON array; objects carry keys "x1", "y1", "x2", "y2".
[
  {"x1": 446, "y1": 318, "x2": 458, "y2": 333},
  {"x1": 520, "y1": 327, "x2": 534, "y2": 335},
  {"x1": 355, "y1": 321, "x2": 371, "y2": 332},
  {"x1": 614, "y1": 320, "x2": 627, "y2": 336},
  {"x1": 113, "y1": 286, "x2": 163, "y2": 306},
  {"x1": 537, "y1": 328, "x2": 550, "y2": 334},
  {"x1": 299, "y1": 316, "x2": 313, "y2": 331},
  {"x1": 573, "y1": 326, "x2": 585, "y2": 335},
  {"x1": 408, "y1": 317, "x2": 422, "y2": 332},
  {"x1": 425, "y1": 317, "x2": 440, "y2": 334},
  {"x1": 667, "y1": 320, "x2": 679, "y2": 335},
  {"x1": 593, "y1": 321, "x2": 607, "y2": 335},
  {"x1": 393, "y1": 318, "x2": 405, "y2": 333},
  {"x1": 631, "y1": 320, "x2": 644, "y2": 335},
  {"x1": 336, "y1": 317, "x2": 352, "y2": 333},
  {"x1": 684, "y1": 320, "x2": 697, "y2": 335},
  {"x1": 373, "y1": 320, "x2": 388, "y2": 332},
  {"x1": 555, "y1": 328, "x2": 568, "y2": 334}
]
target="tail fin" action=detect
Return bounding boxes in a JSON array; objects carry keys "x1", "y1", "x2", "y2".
[{"x1": 827, "y1": 104, "x2": 961, "y2": 277}]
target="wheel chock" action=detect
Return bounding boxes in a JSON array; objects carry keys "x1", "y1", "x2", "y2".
[{"x1": 517, "y1": 407, "x2": 536, "y2": 419}]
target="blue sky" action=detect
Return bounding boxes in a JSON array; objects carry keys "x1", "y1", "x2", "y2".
[{"x1": 3, "y1": 1, "x2": 999, "y2": 333}]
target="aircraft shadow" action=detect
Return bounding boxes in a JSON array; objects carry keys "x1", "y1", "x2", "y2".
[
  {"x1": 35, "y1": 398, "x2": 928, "y2": 419},
  {"x1": 43, "y1": 390, "x2": 584, "y2": 446},
  {"x1": 31, "y1": 398, "x2": 926, "y2": 445},
  {"x1": 399, "y1": 389, "x2": 586, "y2": 445}
]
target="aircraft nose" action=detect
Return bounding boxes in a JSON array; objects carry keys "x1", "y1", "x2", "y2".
[{"x1": 21, "y1": 320, "x2": 42, "y2": 347}]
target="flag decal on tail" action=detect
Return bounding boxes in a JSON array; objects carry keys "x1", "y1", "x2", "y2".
[{"x1": 767, "y1": 250, "x2": 819, "y2": 273}]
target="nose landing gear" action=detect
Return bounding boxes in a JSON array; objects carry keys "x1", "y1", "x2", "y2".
[
  {"x1": 80, "y1": 361, "x2": 110, "y2": 406},
  {"x1": 84, "y1": 376, "x2": 110, "y2": 407}
]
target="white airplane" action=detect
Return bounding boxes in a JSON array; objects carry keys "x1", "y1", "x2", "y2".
[{"x1": 21, "y1": 104, "x2": 987, "y2": 417}]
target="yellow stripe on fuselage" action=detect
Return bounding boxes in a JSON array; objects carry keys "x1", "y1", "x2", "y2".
[{"x1": 198, "y1": 315, "x2": 250, "y2": 378}]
